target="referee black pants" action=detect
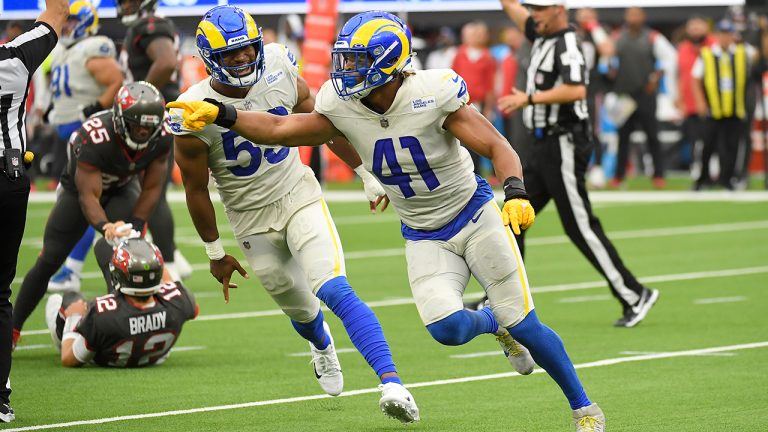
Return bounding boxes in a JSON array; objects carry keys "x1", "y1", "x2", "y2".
[
  {"x1": 0, "y1": 174, "x2": 30, "y2": 404},
  {"x1": 517, "y1": 126, "x2": 647, "y2": 311},
  {"x1": 697, "y1": 117, "x2": 745, "y2": 189},
  {"x1": 13, "y1": 182, "x2": 139, "y2": 332}
]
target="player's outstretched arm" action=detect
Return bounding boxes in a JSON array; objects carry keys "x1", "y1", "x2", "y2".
[
  {"x1": 173, "y1": 134, "x2": 249, "y2": 303},
  {"x1": 75, "y1": 162, "x2": 109, "y2": 230},
  {"x1": 444, "y1": 105, "x2": 534, "y2": 234},
  {"x1": 131, "y1": 151, "x2": 169, "y2": 229},
  {"x1": 167, "y1": 100, "x2": 338, "y2": 147}
]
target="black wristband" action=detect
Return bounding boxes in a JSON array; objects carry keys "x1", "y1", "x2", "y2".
[
  {"x1": 503, "y1": 176, "x2": 529, "y2": 201},
  {"x1": 203, "y1": 98, "x2": 237, "y2": 129},
  {"x1": 125, "y1": 216, "x2": 146, "y2": 231},
  {"x1": 95, "y1": 221, "x2": 108, "y2": 235},
  {"x1": 82, "y1": 102, "x2": 104, "y2": 119},
  {"x1": 527, "y1": 93, "x2": 535, "y2": 106}
]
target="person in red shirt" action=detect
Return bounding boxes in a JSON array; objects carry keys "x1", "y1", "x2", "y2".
[
  {"x1": 452, "y1": 21, "x2": 497, "y2": 173},
  {"x1": 677, "y1": 16, "x2": 716, "y2": 185}
]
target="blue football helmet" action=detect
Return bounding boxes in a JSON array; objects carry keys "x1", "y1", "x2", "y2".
[
  {"x1": 196, "y1": 6, "x2": 265, "y2": 88},
  {"x1": 331, "y1": 11, "x2": 413, "y2": 100},
  {"x1": 61, "y1": 0, "x2": 99, "y2": 47}
]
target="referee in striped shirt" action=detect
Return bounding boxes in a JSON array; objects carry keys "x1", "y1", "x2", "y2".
[
  {"x1": 0, "y1": 0, "x2": 68, "y2": 421},
  {"x1": 496, "y1": 0, "x2": 660, "y2": 327}
]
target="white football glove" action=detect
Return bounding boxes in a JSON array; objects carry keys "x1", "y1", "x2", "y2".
[
  {"x1": 106, "y1": 223, "x2": 142, "y2": 248},
  {"x1": 355, "y1": 165, "x2": 386, "y2": 202}
]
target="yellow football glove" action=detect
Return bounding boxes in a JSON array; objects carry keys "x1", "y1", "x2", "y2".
[
  {"x1": 166, "y1": 100, "x2": 220, "y2": 131},
  {"x1": 502, "y1": 198, "x2": 535, "y2": 235}
]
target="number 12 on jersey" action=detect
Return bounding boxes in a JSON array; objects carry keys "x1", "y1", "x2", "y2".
[{"x1": 372, "y1": 136, "x2": 439, "y2": 198}]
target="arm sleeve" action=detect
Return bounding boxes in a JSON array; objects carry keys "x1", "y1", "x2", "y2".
[
  {"x1": 525, "y1": 17, "x2": 538, "y2": 43},
  {"x1": 3, "y1": 22, "x2": 58, "y2": 74},
  {"x1": 557, "y1": 33, "x2": 587, "y2": 85},
  {"x1": 74, "y1": 304, "x2": 101, "y2": 354},
  {"x1": 173, "y1": 282, "x2": 199, "y2": 320},
  {"x1": 72, "y1": 333, "x2": 96, "y2": 364},
  {"x1": 82, "y1": 37, "x2": 117, "y2": 60}
]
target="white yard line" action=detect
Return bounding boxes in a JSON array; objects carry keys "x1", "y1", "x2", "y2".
[
  {"x1": 20, "y1": 219, "x2": 768, "y2": 251},
  {"x1": 557, "y1": 295, "x2": 613, "y2": 303},
  {"x1": 6, "y1": 341, "x2": 768, "y2": 431},
  {"x1": 19, "y1": 265, "x2": 768, "y2": 336},
  {"x1": 619, "y1": 351, "x2": 735, "y2": 357},
  {"x1": 693, "y1": 296, "x2": 749, "y2": 305}
]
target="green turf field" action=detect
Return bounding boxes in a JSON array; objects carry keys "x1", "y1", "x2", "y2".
[{"x1": 9, "y1": 193, "x2": 768, "y2": 431}]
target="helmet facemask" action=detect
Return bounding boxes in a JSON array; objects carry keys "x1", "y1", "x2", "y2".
[
  {"x1": 113, "y1": 82, "x2": 166, "y2": 152},
  {"x1": 330, "y1": 11, "x2": 413, "y2": 100},
  {"x1": 117, "y1": 0, "x2": 159, "y2": 25},
  {"x1": 203, "y1": 39, "x2": 265, "y2": 88}
]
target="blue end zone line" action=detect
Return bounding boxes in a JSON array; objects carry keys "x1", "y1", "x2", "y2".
[
  {"x1": 6, "y1": 341, "x2": 768, "y2": 432},
  {"x1": 19, "y1": 265, "x2": 768, "y2": 337}
]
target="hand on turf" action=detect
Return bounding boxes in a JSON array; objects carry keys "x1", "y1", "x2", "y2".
[
  {"x1": 502, "y1": 198, "x2": 535, "y2": 235},
  {"x1": 166, "y1": 100, "x2": 220, "y2": 131},
  {"x1": 210, "y1": 254, "x2": 249, "y2": 304}
]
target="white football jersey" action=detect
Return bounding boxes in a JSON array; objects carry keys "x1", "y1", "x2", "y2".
[
  {"x1": 49, "y1": 36, "x2": 116, "y2": 125},
  {"x1": 169, "y1": 44, "x2": 305, "y2": 212},
  {"x1": 315, "y1": 69, "x2": 475, "y2": 231}
]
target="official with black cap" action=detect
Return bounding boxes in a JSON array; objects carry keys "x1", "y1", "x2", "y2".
[{"x1": 492, "y1": 0, "x2": 660, "y2": 327}]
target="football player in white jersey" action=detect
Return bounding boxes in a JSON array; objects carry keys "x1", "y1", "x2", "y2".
[
  {"x1": 168, "y1": 6, "x2": 418, "y2": 424},
  {"x1": 47, "y1": 0, "x2": 123, "y2": 293},
  {"x1": 169, "y1": 10, "x2": 605, "y2": 431}
]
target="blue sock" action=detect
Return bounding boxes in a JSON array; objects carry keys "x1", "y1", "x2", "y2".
[
  {"x1": 69, "y1": 227, "x2": 95, "y2": 262},
  {"x1": 316, "y1": 276, "x2": 397, "y2": 380},
  {"x1": 506, "y1": 310, "x2": 591, "y2": 410},
  {"x1": 426, "y1": 308, "x2": 499, "y2": 346},
  {"x1": 291, "y1": 309, "x2": 329, "y2": 350}
]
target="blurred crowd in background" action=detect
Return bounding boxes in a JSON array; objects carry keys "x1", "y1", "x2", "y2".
[{"x1": 4, "y1": 3, "x2": 768, "y2": 192}]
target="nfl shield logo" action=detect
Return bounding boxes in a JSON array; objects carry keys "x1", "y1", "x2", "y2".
[{"x1": 243, "y1": 241, "x2": 250, "y2": 249}]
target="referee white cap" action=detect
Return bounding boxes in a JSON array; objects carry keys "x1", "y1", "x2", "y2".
[{"x1": 524, "y1": 0, "x2": 565, "y2": 5}]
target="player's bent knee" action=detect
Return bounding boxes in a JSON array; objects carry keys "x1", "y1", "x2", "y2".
[{"x1": 426, "y1": 311, "x2": 474, "y2": 346}]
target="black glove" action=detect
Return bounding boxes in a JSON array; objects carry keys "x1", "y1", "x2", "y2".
[
  {"x1": 203, "y1": 98, "x2": 238, "y2": 128},
  {"x1": 82, "y1": 102, "x2": 104, "y2": 119}
]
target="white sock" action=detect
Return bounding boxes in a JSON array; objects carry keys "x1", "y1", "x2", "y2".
[{"x1": 64, "y1": 258, "x2": 84, "y2": 275}]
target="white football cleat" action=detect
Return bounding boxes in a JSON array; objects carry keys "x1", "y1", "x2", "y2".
[
  {"x1": 495, "y1": 328, "x2": 535, "y2": 375},
  {"x1": 309, "y1": 322, "x2": 343, "y2": 396},
  {"x1": 45, "y1": 294, "x2": 63, "y2": 351},
  {"x1": 173, "y1": 249, "x2": 193, "y2": 279},
  {"x1": 573, "y1": 403, "x2": 605, "y2": 432},
  {"x1": 47, "y1": 267, "x2": 81, "y2": 293},
  {"x1": 378, "y1": 382, "x2": 419, "y2": 423}
]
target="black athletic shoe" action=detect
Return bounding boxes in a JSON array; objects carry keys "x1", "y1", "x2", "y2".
[
  {"x1": 614, "y1": 289, "x2": 660, "y2": 328},
  {"x1": 0, "y1": 403, "x2": 15, "y2": 423}
]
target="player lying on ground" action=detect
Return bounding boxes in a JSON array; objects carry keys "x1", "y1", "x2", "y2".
[{"x1": 46, "y1": 236, "x2": 198, "y2": 367}]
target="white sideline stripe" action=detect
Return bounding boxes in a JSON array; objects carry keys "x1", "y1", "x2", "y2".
[
  {"x1": 19, "y1": 219, "x2": 768, "y2": 258},
  {"x1": 19, "y1": 265, "x2": 768, "y2": 336},
  {"x1": 13, "y1": 344, "x2": 206, "y2": 353},
  {"x1": 287, "y1": 348, "x2": 358, "y2": 357},
  {"x1": 693, "y1": 296, "x2": 748, "y2": 304},
  {"x1": 6, "y1": 341, "x2": 768, "y2": 431},
  {"x1": 26, "y1": 190, "x2": 768, "y2": 204},
  {"x1": 557, "y1": 295, "x2": 613, "y2": 303},
  {"x1": 619, "y1": 350, "x2": 735, "y2": 357}
]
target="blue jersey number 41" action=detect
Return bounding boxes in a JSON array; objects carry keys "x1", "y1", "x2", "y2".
[{"x1": 372, "y1": 136, "x2": 439, "y2": 198}]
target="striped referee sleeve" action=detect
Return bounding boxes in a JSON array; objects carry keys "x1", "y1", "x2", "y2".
[
  {"x1": 1, "y1": 22, "x2": 58, "y2": 74},
  {"x1": 560, "y1": 32, "x2": 586, "y2": 85}
]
